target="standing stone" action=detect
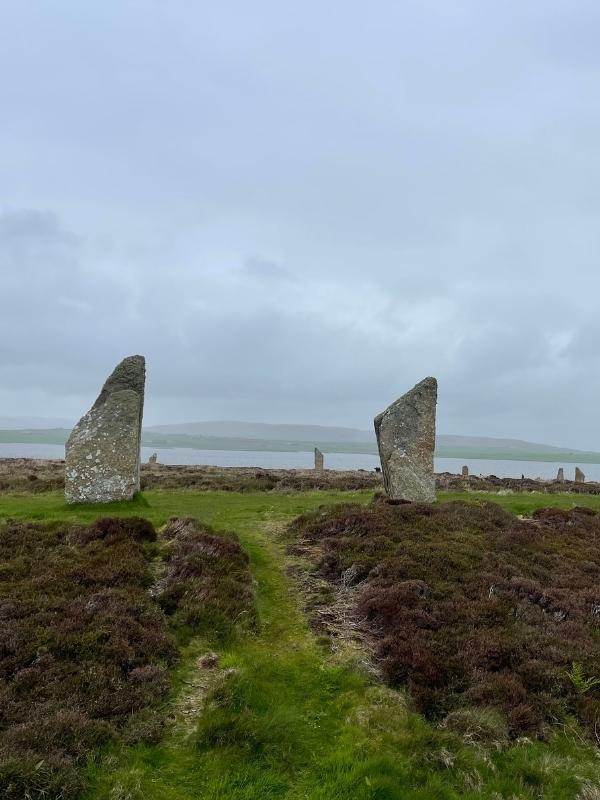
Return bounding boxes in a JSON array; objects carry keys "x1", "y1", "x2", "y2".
[
  {"x1": 149, "y1": 452, "x2": 158, "y2": 464},
  {"x1": 314, "y1": 447, "x2": 324, "y2": 472},
  {"x1": 461, "y1": 465, "x2": 469, "y2": 477},
  {"x1": 374, "y1": 377, "x2": 437, "y2": 502},
  {"x1": 556, "y1": 467, "x2": 564, "y2": 483},
  {"x1": 65, "y1": 355, "x2": 146, "y2": 504},
  {"x1": 575, "y1": 467, "x2": 585, "y2": 483}
]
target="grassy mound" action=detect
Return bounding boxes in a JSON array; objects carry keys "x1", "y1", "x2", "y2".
[
  {"x1": 290, "y1": 497, "x2": 600, "y2": 739},
  {"x1": 0, "y1": 515, "x2": 255, "y2": 800}
]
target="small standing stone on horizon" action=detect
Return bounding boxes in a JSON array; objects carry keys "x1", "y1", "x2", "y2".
[
  {"x1": 374, "y1": 376, "x2": 437, "y2": 502},
  {"x1": 575, "y1": 467, "x2": 585, "y2": 483},
  {"x1": 65, "y1": 355, "x2": 146, "y2": 504},
  {"x1": 556, "y1": 467, "x2": 564, "y2": 483},
  {"x1": 149, "y1": 452, "x2": 158, "y2": 464},
  {"x1": 314, "y1": 447, "x2": 324, "y2": 472},
  {"x1": 461, "y1": 465, "x2": 469, "y2": 477}
]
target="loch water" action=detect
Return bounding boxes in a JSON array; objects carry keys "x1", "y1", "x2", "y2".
[{"x1": 1, "y1": 443, "x2": 599, "y2": 481}]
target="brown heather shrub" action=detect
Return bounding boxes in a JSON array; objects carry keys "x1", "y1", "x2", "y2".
[
  {"x1": 290, "y1": 498, "x2": 600, "y2": 739},
  {"x1": 156, "y1": 517, "x2": 257, "y2": 642},
  {"x1": 0, "y1": 458, "x2": 382, "y2": 494},
  {"x1": 0, "y1": 517, "x2": 176, "y2": 800},
  {"x1": 7, "y1": 457, "x2": 600, "y2": 496},
  {"x1": 0, "y1": 514, "x2": 257, "y2": 797}
]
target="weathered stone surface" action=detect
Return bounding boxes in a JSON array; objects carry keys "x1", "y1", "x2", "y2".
[
  {"x1": 461, "y1": 465, "x2": 469, "y2": 477},
  {"x1": 65, "y1": 355, "x2": 146, "y2": 503},
  {"x1": 557, "y1": 467, "x2": 564, "y2": 483},
  {"x1": 575, "y1": 467, "x2": 585, "y2": 483},
  {"x1": 374, "y1": 377, "x2": 437, "y2": 502},
  {"x1": 314, "y1": 447, "x2": 324, "y2": 472}
]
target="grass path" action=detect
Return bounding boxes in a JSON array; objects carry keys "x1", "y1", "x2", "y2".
[
  {"x1": 4, "y1": 489, "x2": 600, "y2": 797},
  {"x1": 82, "y1": 495, "x2": 373, "y2": 799}
]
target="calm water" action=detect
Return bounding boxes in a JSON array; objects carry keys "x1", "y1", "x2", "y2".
[{"x1": 1, "y1": 442, "x2": 599, "y2": 480}]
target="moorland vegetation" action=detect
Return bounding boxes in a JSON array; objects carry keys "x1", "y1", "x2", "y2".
[
  {"x1": 291, "y1": 498, "x2": 600, "y2": 738},
  {"x1": 0, "y1": 512, "x2": 254, "y2": 799},
  {"x1": 3, "y1": 485, "x2": 600, "y2": 798}
]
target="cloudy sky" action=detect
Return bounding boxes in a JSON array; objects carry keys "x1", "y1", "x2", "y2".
[{"x1": 1, "y1": 1, "x2": 599, "y2": 447}]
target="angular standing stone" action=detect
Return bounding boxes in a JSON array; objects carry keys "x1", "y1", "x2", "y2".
[
  {"x1": 556, "y1": 467, "x2": 564, "y2": 483},
  {"x1": 461, "y1": 465, "x2": 469, "y2": 477},
  {"x1": 374, "y1": 377, "x2": 437, "y2": 502},
  {"x1": 65, "y1": 355, "x2": 146, "y2": 504},
  {"x1": 149, "y1": 452, "x2": 158, "y2": 464},
  {"x1": 575, "y1": 467, "x2": 585, "y2": 483},
  {"x1": 314, "y1": 447, "x2": 324, "y2": 472}
]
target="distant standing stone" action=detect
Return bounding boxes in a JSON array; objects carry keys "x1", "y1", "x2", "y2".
[
  {"x1": 575, "y1": 467, "x2": 585, "y2": 483},
  {"x1": 65, "y1": 355, "x2": 146, "y2": 504},
  {"x1": 149, "y1": 452, "x2": 158, "y2": 464},
  {"x1": 461, "y1": 465, "x2": 469, "y2": 477},
  {"x1": 314, "y1": 447, "x2": 324, "y2": 472},
  {"x1": 556, "y1": 467, "x2": 564, "y2": 483},
  {"x1": 374, "y1": 377, "x2": 437, "y2": 502}
]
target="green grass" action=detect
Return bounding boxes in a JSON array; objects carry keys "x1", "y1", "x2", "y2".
[
  {"x1": 438, "y1": 489, "x2": 600, "y2": 514},
  {"x1": 3, "y1": 488, "x2": 600, "y2": 798}
]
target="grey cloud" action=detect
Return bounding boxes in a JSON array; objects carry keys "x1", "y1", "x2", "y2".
[
  {"x1": 243, "y1": 257, "x2": 296, "y2": 283},
  {"x1": 1, "y1": 2, "x2": 600, "y2": 448}
]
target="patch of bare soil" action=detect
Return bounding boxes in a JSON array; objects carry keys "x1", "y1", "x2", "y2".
[{"x1": 169, "y1": 650, "x2": 236, "y2": 739}]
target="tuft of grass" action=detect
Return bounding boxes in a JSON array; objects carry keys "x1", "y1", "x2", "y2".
[{"x1": 566, "y1": 663, "x2": 600, "y2": 695}]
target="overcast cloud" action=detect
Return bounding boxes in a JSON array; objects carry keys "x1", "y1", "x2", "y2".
[{"x1": 1, "y1": 0, "x2": 599, "y2": 447}]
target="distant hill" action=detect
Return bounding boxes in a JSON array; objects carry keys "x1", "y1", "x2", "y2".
[
  {"x1": 436, "y1": 435, "x2": 587, "y2": 455},
  {"x1": 0, "y1": 421, "x2": 598, "y2": 463},
  {"x1": 146, "y1": 420, "x2": 374, "y2": 443},
  {"x1": 146, "y1": 421, "x2": 588, "y2": 455},
  {"x1": 0, "y1": 416, "x2": 73, "y2": 430}
]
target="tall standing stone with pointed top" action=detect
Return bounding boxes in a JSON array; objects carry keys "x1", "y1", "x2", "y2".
[
  {"x1": 374, "y1": 377, "x2": 437, "y2": 502},
  {"x1": 65, "y1": 355, "x2": 146, "y2": 504},
  {"x1": 314, "y1": 447, "x2": 324, "y2": 472},
  {"x1": 556, "y1": 467, "x2": 564, "y2": 483},
  {"x1": 575, "y1": 467, "x2": 585, "y2": 483}
]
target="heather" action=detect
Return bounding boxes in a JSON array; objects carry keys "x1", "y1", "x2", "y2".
[
  {"x1": 0, "y1": 512, "x2": 256, "y2": 800},
  {"x1": 0, "y1": 517, "x2": 175, "y2": 798},
  {"x1": 290, "y1": 497, "x2": 600, "y2": 739},
  {"x1": 157, "y1": 517, "x2": 257, "y2": 642}
]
